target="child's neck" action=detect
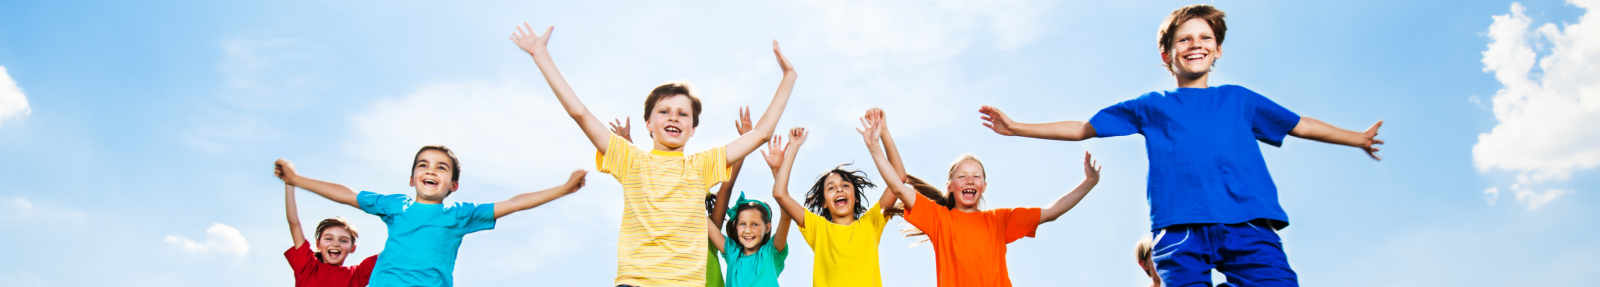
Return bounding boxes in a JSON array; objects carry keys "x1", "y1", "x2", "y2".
[
  {"x1": 652, "y1": 142, "x2": 686, "y2": 153},
  {"x1": 1175, "y1": 72, "x2": 1209, "y2": 89}
]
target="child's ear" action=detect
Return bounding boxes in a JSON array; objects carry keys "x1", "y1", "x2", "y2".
[
  {"x1": 451, "y1": 182, "x2": 460, "y2": 192},
  {"x1": 407, "y1": 175, "x2": 416, "y2": 187}
]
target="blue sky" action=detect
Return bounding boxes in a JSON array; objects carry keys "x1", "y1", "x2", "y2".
[{"x1": 2, "y1": 0, "x2": 1597, "y2": 286}]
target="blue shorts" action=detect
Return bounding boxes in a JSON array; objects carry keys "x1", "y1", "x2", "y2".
[{"x1": 1151, "y1": 219, "x2": 1298, "y2": 287}]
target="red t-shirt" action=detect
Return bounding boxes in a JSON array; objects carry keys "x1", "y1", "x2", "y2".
[
  {"x1": 284, "y1": 238, "x2": 379, "y2": 287},
  {"x1": 903, "y1": 192, "x2": 1042, "y2": 287}
]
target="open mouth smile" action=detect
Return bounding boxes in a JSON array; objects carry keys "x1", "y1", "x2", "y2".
[{"x1": 663, "y1": 125, "x2": 682, "y2": 137}]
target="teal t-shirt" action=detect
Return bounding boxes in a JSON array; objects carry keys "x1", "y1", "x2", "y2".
[
  {"x1": 721, "y1": 234, "x2": 788, "y2": 287},
  {"x1": 358, "y1": 191, "x2": 496, "y2": 287}
]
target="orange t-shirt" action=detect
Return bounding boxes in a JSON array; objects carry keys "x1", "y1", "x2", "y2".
[{"x1": 903, "y1": 192, "x2": 1041, "y2": 287}]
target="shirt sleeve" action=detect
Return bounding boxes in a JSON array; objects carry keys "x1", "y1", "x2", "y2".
[
  {"x1": 903, "y1": 192, "x2": 943, "y2": 236},
  {"x1": 722, "y1": 233, "x2": 739, "y2": 261},
  {"x1": 350, "y1": 254, "x2": 380, "y2": 287},
  {"x1": 454, "y1": 202, "x2": 497, "y2": 235},
  {"x1": 357, "y1": 191, "x2": 406, "y2": 217},
  {"x1": 772, "y1": 238, "x2": 789, "y2": 273},
  {"x1": 1088, "y1": 96, "x2": 1147, "y2": 138},
  {"x1": 692, "y1": 146, "x2": 732, "y2": 190},
  {"x1": 998, "y1": 207, "x2": 1042, "y2": 243},
  {"x1": 798, "y1": 211, "x2": 822, "y2": 246},
  {"x1": 863, "y1": 203, "x2": 888, "y2": 232},
  {"x1": 596, "y1": 134, "x2": 639, "y2": 179},
  {"x1": 1240, "y1": 86, "x2": 1301, "y2": 147},
  {"x1": 283, "y1": 238, "x2": 313, "y2": 275}
]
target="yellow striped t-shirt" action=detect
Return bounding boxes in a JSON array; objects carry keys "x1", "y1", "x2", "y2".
[{"x1": 597, "y1": 134, "x2": 730, "y2": 287}]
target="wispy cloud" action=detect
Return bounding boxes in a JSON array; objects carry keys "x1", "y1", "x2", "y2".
[
  {"x1": 1474, "y1": 2, "x2": 1600, "y2": 210},
  {"x1": 0, "y1": 66, "x2": 31, "y2": 126},
  {"x1": 165, "y1": 223, "x2": 250, "y2": 257}
]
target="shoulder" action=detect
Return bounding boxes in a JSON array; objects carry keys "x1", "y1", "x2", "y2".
[{"x1": 1217, "y1": 85, "x2": 1262, "y2": 97}]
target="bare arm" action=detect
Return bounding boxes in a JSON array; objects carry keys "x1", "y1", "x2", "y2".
[
  {"x1": 493, "y1": 170, "x2": 587, "y2": 219},
  {"x1": 979, "y1": 105, "x2": 1097, "y2": 141},
  {"x1": 858, "y1": 116, "x2": 917, "y2": 209},
  {"x1": 276, "y1": 159, "x2": 359, "y2": 208},
  {"x1": 707, "y1": 217, "x2": 726, "y2": 254},
  {"x1": 1289, "y1": 117, "x2": 1385, "y2": 161},
  {"x1": 868, "y1": 108, "x2": 904, "y2": 210},
  {"x1": 712, "y1": 107, "x2": 755, "y2": 227},
  {"x1": 774, "y1": 210, "x2": 791, "y2": 252},
  {"x1": 722, "y1": 41, "x2": 798, "y2": 166},
  {"x1": 1041, "y1": 152, "x2": 1101, "y2": 224},
  {"x1": 286, "y1": 184, "x2": 305, "y2": 249},
  {"x1": 512, "y1": 24, "x2": 612, "y2": 154},
  {"x1": 766, "y1": 128, "x2": 809, "y2": 229}
]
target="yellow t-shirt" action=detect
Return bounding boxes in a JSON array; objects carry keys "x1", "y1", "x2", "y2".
[
  {"x1": 798, "y1": 203, "x2": 888, "y2": 287},
  {"x1": 597, "y1": 134, "x2": 731, "y2": 287}
]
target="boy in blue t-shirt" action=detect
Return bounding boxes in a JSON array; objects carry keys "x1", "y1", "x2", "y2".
[
  {"x1": 275, "y1": 145, "x2": 589, "y2": 287},
  {"x1": 978, "y1": 5, "x2": 1383, "y2": 287}
]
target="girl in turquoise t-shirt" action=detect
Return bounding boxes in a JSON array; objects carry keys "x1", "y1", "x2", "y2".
[{"x1": 706, "y1": 192, "x2": 790, "y2": 287}]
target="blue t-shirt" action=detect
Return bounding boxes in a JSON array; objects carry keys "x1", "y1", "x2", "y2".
[
  {"x1": 721, "y1": 234, "x2": 788, "y2": 287},
  {"x1": 357, "y1": 191, "x2": 496, "y2": 287},
  {"x1": 1088, "y1": 85, "x2": 1301, "y2": 230}
]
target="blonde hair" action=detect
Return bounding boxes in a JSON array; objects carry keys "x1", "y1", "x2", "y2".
[{"x1": 898, "y1": 154, "x2": 991, "y2": 245}]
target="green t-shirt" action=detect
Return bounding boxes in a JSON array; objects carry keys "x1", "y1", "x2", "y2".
[{"x1": 707, "y1": 244, "x2": 724, "y2": 287}]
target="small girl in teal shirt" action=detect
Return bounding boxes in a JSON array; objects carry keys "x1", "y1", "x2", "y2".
[{"x1": 706, "y1": 192, "x2": 790, "y2": 287}]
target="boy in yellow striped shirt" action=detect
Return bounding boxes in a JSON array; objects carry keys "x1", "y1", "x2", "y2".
[{"x1": 511, "y1": 24, "x2": 798, "y2": 287}]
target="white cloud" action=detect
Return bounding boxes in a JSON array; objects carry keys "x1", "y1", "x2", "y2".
[
  {"x1": 0, "y1": 66, "x2": 32, "y2": 126},
  {"x1": 1515, "y1": 187, "x2": 1571, "y2": 211},
  {"x1": 1484, "y1": 187, "x2": 1499, "y2": 206},
  {"x1": 1474, "y1": 2, "x2": 1600, "y2": 183},
  {"x1": 165, "y1": 223, "x2": 250, "y2": 257}
]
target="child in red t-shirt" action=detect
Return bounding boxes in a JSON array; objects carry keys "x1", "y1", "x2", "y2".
[{"x1": 283, "y1": 184, "x2": 379, "y2": 287}]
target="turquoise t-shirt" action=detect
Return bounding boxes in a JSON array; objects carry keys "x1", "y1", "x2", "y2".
[
  {"x1": 358, "y1": 191, "x2": 496, "y2": 287},
  {"x1": 721, "y1": 234, "x2": 788, "y2": 287}
]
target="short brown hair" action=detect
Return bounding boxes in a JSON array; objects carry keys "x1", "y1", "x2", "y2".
[
  {"x1": 643, "y1": 80, "x2": 704, "y2": 128},
  {"x1": 1158, "y1": 5, "x2": 1227, "y2": 67},
  {"x1": 314, "y1": 217, "x2": 359, "y2": 241},
  {"x1": 413, "y1": 145, "x2": 461, "y2": 183}
]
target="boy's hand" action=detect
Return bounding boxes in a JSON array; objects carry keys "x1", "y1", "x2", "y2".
[
  {"x1": 1361, "y1": 120, "x2": 1385, "y2": 161},
  {"x1": 609, "y1": 117, "x2": 632, "y2": 142},
  {"x1": 979, "y1": 105, "x2": 1018, "y2": 136},
  {"x1": 761, "y1": 133, "x2": 786, "y2": 171},
  {"x1": 274, "y1": 159, "x2": 298, "y2": 183},
  {"x1": 735, "y1": 106, "x2": 753, "y2": 135},
  {"x1": 564, "y1": 169, "x2": 588, "y2": 193},
  {"x1": 856, "y1": 113, "x2": 883, "y2": 147},
  {"x1": 773, "y1": 40, "x2": 795, "y2": 74},
  {"x1": 510, "y1": 23, "x2": 554, "y2": 56},
  {"x1": 1082, "y1": 151, "x2": 1101, "y2": 185}
]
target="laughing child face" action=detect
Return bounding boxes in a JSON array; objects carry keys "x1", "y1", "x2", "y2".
[
  {"x1": 732, "y1": 206, "x2": 770, "y2": 253},
  {"x1": 646, "y1": 94, "x2": 698, "y2": 151},
  {"x1": 946, "y1": 159, "x2": 987, "y2": 210},
  {"x1": 1163, "y1": 17, "x2": 1223, "y2": 80},
  {"x1": 315, "y1": 225, "x2": 355, "y2": 265},
  {"x1": 409, "y1": 148, "x2": 459, "y2": 203},
  {"x1": 821, "y1": 173, "x2": 858, "y2": 221}
]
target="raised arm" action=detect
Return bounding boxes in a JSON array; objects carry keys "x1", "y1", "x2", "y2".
[
  {"x1": 493, "y1": 170, "x2": 587, "y2": 219},
  {"x1": 707, "y1": 217, "x2": 727, "y2": 254},
  {"x1": 1289, "y1": 117, "x2": 1385, "y2": 161},
  {"x1": 1040, "y1": 152, "x2": 1101, "y2": 224},
  {"x1": 712, "y1": 107, "x2": 755, "y2": 227},
  {"x1": 980, "y1": 105, "x2": 1097, "y2": 141},
  {"x1": 774, "y1": 209, "x2": 791, "y2": 252},
  {"x1": 512, "y1": 24, "x2": 613, "y2": 154},
  {"x1": 766, "y1": 127, "x2": 809, "y2": 229},
  {"x1": 722, "y1": 41, "x2": 798, "y2": 166},
  {"x1": 275, "y1": 159, "x2": 359, "y2": 208},
  {"x1": 285, "y1": 184, "x2": 305, "y2": 249},
  {"x1": 868, "y1": 108, "x2": 904, "y2": 211},
  {"x1": 858, "y1": 116, "x2": 917, "y2": 209}
]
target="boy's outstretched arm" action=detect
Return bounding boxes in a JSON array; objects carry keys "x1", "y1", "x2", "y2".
[
  {"x1": 512, "y1": 24, "x2": 613, "y2": 154},
  {"x1": 723, "y1": 41, "x2": 798, "y2": 166},
  {"x1": 1040, "y1": 152, "x2": 1101, "y2": 224},
  {"x1": 1289, "y1": 118, "x2": 1385, "y2": 161},
  {"x1": 285, "y1": 184, "x2": 305, "y2": 249},
  {"x1": 859, "y1": 116, "x2": 917, "y2": 210},
  {"x1": 767, "y1": 128, "x2": 809, "y2": 228},
  {"x1": 493, "y1": 170, "x2": 587, "y2": 219},
  {"x1": 712, "y1": 107, "x2": 755, "y2": 227},
  {"x1": 979, "y1": 105, "x2": 1097, "y2": 141},
  {"x1": 868, "y1": 108, "x2": 904, "y2": 211},
  {"x1": 275, "y1": 159, "x2": 359, "y2": 208}
]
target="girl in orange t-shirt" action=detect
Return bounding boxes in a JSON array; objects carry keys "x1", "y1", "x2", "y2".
[{"x1": 856, "y1": 110, "x2": 1103, "y2": 287}]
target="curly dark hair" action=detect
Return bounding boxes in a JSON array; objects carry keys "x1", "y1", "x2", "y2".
[{"x1": 804, "y1": 163, "x2": 878, "y2": 222}]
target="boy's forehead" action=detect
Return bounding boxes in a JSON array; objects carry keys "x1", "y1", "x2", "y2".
[
  {"x1": 415, "y1": 150, "x2": 453, "y2": 164},
  {"x1": 1177, "y1": 18, "x2": 1214, "y2": 34},
  {"x1": 654, "y1": 94, "x2": 694, "y2": 109}
]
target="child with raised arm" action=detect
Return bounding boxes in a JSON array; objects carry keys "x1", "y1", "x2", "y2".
[
  {"x1": 511, "y1": 23, "x2": 798, "y2": 287},
  {"x1": 977, "y1": 5, "x2": 1384, "y2": 287},
  {"x1": 283, "y1": 184, "x2": 379, "y2": 287},
  {"x1": 705, "y1": 192, "x2": 790, "y2": 287},
  {"x1": 274, "y1": 146, "x2": 588, "y2": 287},
  {"x1": 766, "y1": 112, "x2": 904, "y2": 287},
  {"x1": 861, "y1": 111, "x2": 1102, "y2": 287},
  {"x1": 611, "y1": 106, "x2": 757, "y2": 287}
]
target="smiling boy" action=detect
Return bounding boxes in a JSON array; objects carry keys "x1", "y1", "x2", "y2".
[
  {"x1": 275, "y1": 146, "x2": 589, "y2": 287},
  {"x1": 511, "y1": 23, "x2": 798, "y2": 287},
  {"x1": 979, "y1": 4, "x2": 1384, "y2": 287},
  {"x1": 283, "y1": 184, "x2": 378, "y2": 287}
]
